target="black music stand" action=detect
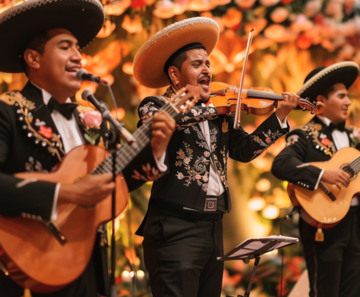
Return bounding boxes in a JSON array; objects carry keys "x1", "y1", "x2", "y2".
[{"x1": 218, "y1": 235, "x2": 299, "y2": 297}]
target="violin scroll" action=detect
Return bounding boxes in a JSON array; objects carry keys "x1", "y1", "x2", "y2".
[{"x1": 298, "y1": 98, "x2": 325, "y2": 115}]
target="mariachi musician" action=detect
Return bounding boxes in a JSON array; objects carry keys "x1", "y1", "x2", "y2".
[
  {"x1": 132, "y1": 17, "x2": 300, "y2": 297},
  {"x1": 0, "y1": 0, "x2": 175, "y2": 296},
  {"x1": 272, "y1": 62, "x2": 360, "y2": 297}
]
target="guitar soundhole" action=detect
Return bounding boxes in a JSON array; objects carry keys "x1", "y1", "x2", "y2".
[{"x1": 340, "y1": 163, "x2": 357, "y2": 181}]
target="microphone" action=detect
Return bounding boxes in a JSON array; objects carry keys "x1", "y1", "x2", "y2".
[
  {"x1": 76, "y1": 69, "x2": 108, "y2": 85},
  {"x1": 81, "y1": 90, "x2": 135, "y2": 144}
]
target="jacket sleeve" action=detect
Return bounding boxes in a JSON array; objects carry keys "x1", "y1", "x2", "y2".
[
  {"x1": 0, "y1": 102, "x2": 55, "y2": 220},
  {"x1": 271, "y1": 129, "x2": 323, "y2": 190},
  {"x1": 138, "y1": 96, "x2": 218, "y2": 128},
  {"x1": 105, "y1": 109, "x2": 169, "y2": 192},
  {"x1": 229, "y1": 112, "x2": 290, "y2": 163},
  {"x1": 121, "y1": 144, "x2": 169, "y2": 192}
]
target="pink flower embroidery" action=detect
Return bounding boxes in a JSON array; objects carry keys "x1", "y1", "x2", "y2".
[
  {"x1": 321, "y1": 138, "x2": 331, "y2": 146},
  {"x1": 176, "y1": 172, "x2": 184, "y2": 180},
  {"x1": 184, "y1": 157, "x2": 191, "y2": 164},
  {"x1": 79, "y1": 111, "x2": 102, "y2": 129},
  {"x1": 38, "y1": 126, "x2": 53, "y2": 138}
]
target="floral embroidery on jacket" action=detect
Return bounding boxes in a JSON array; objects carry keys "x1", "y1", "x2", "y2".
[
  {"x1": 175, "y1": 142, "x2": 210, "y2": 192},
  {"x1": 252, "y1": 148, "x2": 268, "y2": 160},
  {"x1": 0, "y1": 91, "x2": 35, "y2": 110},
  {"x1": 286, "y1": 135, "x2": 299, "y2": 146},
  {"x1": 1, "y1": 91, "x2": 65, "y2": 161},
  {"x1": 301, "y1": 121, "x2": 336, "y2": 156},
  {"x1": 180, "y1": 106, "x2": 217, "y2": 124},
  {"x1": 132, "y1": 163, "x2": 163, "y2": 181},
  {"x1": 139, "y1": 101, "x2": 159, "y2": 123},
  {"x1": 25, "y1": 157, "x2": 48, "y2": 173},
  {"x1": 252, "y1": 129, "x2": 283, "y2": 147},
  {"x1": 191, "y1": 125, "x2": 208, "y2": 149},
  {"x1": 211, "y1": 146, "x2": 229, "y2": 189}
]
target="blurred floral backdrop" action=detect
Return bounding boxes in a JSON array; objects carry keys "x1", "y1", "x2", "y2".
[{"x1": 1, "y1": 0, "x2": 360, "y2": 296}]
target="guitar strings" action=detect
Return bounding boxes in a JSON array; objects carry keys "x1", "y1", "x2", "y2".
[{"x1": 91, "y1": 102, "x2": 178, "y2": 176}]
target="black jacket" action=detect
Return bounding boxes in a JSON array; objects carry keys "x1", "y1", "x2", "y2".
[{"x1": 136, "y1": 95, "x2": 289, "y2": 235}]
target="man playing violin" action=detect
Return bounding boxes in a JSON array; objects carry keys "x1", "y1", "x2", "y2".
[
  {"x1": 133, "y1": 17, "x2": 300, "y2": 297},
  {"x1": 0, "y1": 1, "x2": 176, "y2": 296},
  {"x1": 272, "y1": 62, "x2": 360, "y2": 297}
]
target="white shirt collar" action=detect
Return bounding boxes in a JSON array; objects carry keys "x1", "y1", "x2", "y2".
[
  {"x1": 30, "y1": 81, "x2": 72, "y2": 105},
  {"x1": 317, "y1": 115, "x2": 331, "y2": 127}
]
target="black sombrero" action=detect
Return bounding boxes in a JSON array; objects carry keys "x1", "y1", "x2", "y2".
[
  {"x1": 0, "y1": 0, "x2": 105, "y2": 73},
  {"x1": 133, "y1": 17, "x2": 219, "y2": 88},
  {"x1": 297, "y1": 61, "x2": 359, "y2": 101}
]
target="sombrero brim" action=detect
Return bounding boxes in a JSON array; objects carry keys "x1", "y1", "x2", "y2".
[
  {"x1": 133, "y1": 17, "x2": 219, "y2": 88},
  {"x1": 297, "y1": 61, "x2": 359, "y2": 101},
  {"x1": 0, "y1": 0, "x2": 104, "y2": 73}
]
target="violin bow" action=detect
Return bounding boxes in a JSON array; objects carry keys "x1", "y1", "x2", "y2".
[{"x1": 233, "y1": 28, "x2": 255, "y2": 130}]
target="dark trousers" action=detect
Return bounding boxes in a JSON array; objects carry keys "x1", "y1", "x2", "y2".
[
  {"x1": 300, "y1": 206, "x2": 360, "y2": 297},
  {"x1": 142, "y1": 215, "x2": 224, "y2": 297}
]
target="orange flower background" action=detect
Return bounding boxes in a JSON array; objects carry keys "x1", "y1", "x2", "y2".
[{"x1": 1, "y1": 0, "x2": 360, "y2": 296}]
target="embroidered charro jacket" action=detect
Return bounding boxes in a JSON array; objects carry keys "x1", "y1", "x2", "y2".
[
  {"x1": 0, "y1": 81, "x2": 166, "y2": 296},
  {"x1": 137, "y1": 88, "x2": 290, "y2": 217},
  {"x1": 272, "y1": 115, "x2": 360, "y2": 190}
]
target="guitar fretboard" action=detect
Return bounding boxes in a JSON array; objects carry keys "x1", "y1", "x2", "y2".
[
  {"x1": 347, "y1": 156, "x2": 360, "y2": 176},
  {"x1": 90, "y1": 102, "x2": 178, "y2": 176}
]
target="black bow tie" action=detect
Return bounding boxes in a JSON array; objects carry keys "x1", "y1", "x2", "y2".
[
  {"x1": 328, "y1": 122, "x2": 346, "y2": 132},
  {"x1": 47, "y1": 97, "x2": 78, "y2": 120}
]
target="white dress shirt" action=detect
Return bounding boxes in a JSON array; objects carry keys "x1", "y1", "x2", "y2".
[{"x1": 314, "y1": 116, "x2": 349, "y2": 190}]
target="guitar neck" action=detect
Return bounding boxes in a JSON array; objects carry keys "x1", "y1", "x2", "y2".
[
  {"x1": 91, "y1": 101, "x2": 178, "y2": 176},
  {"x1": 340, "y1": 155, "x2": 360, "y2": 178}
]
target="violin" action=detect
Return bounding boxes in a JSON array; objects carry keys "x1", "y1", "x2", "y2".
[{"x1": 207, "y1": 81, "x2": 325, "y2": 116}]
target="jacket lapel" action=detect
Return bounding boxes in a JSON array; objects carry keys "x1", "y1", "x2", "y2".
[
  {"x1": 312, "y1": 116, "x2": 337, "y2": 154},
  {"x1": 21, "y1": 82, "x2": 66, "y2": 160}
]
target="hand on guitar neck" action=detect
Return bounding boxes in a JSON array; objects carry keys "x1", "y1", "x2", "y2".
[
  {"x1": 150, "y1": 85, "x2": 200, "y2": 159},
  {"x1": 321, "y1": 169, "x2": 351, "y2": 188}
]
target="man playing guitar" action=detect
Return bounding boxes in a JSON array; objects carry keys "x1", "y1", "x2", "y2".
[
  {"x1": 272, "y1": 62, "x2": 360, "y2": 297},
  {"x1": 0, "y1": 1, "x2": 175, "y2": 296}
]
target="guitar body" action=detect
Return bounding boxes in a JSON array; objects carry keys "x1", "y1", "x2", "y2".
[
  {"x1": 288, "y1": 147, "x2": 360, "y2": 229},
  {"x1": 0, "y1": 145, "x2": 129, "y2": 293}
]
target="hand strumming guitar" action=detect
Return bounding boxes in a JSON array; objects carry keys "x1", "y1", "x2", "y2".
[
  {"x1": 321, "y1": 169, "x2": 351, "y2": 188},
  {"x1": 58, "y1": 173, "x2": 115, "y2": 205}
]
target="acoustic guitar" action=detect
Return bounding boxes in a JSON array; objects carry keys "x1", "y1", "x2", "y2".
[
  {"x1": 0, "y1": 87, "x2": 200, "y2": 293},
  {"x1": 287, "y1": 147, "x2": 360, "y2": 229}
]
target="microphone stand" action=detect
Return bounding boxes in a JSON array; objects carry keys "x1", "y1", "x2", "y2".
[
  {"x1": 110, "y1": 149, "x2": 117, "y2": 297},
  {"x1": 81, "y1": 90, "x2": 135, "y2": 297}
]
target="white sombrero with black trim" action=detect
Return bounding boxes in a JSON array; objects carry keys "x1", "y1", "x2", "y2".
[
  {"x1": 297, "y1": 61, "x2": 359, "y2": 101},
  {"x1": 133, "y1": 17, "x2": 219, "y2": 88},
  {"x1": 0, "y1": 0, "x2": 105, "y2": 73}
]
